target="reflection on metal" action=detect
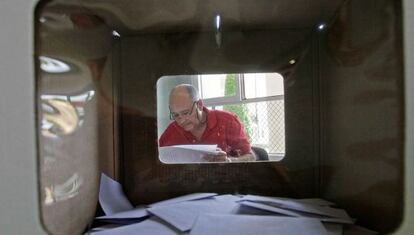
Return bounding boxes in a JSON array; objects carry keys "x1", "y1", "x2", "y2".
[
  {"x1": 43, "y1": 156, "x2": 56, "y2": 171},
  {"x1": 44, "y1": 173, "x2": 83, "y2": 205},
  {"x1": 42, "y1": 99, "x2": 79, "y2": 137},
  {"x1": 39, "y1": 56, "x2": 71, "y2": 73},
  {"x1": 41, "y1": 90, "x2": 95, "y2": 137},
  {"x1": 112, "y1": 30, "x2": 121, "y2": 37},
  {"x1": 215, "y1": 15, "x2": 221, "y2": 30},
  {"x1": 39, "y1": 17, "x2": 47, "y2": 23},
  {"x1": 44, "y1": 187, "x2": 54, "y2": 205},
  {"x1": 215, "y1": 15, "x2": 222, "y2": 48},
  {"x1": 318, "y1": 23, "x2": 326, "y2": 31},
  {"x1": 289, "y1": 59, "x2": 296, "y2": 65}
]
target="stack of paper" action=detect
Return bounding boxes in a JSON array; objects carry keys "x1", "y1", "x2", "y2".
[
  {"x1": 158, "y1": 144, "x2": 220, "y2": 163},
  {"x1": 86, "y1": 174, "x2": 376, "y2": 235}
]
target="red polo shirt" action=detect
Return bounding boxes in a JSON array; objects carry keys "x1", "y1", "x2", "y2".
[{"x1": 159, "y1": 108, "x2": 251, "y2": 156}]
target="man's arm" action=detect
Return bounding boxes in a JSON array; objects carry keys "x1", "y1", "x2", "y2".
[
  {"x1": 228, "y1": 152, "x2": 256, "y2": 162},
  {"x1": 225, "y1": 114, "x2": 256, "y2": 162},
  {"x1": 204, "y1": 151, "x2": 256, "y2": 162}
]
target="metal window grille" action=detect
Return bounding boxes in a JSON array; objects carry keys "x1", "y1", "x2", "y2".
[{"x1": 210, "y1": 99, "x2": 285, "y2": 155}]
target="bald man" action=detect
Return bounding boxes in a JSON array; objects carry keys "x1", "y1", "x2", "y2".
[{"x1": 159, "y1": 84, "x2": 256, "y2": 162}]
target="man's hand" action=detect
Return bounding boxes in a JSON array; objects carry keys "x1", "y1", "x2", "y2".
[{"x1": 203, "y1": 149, "x2": 228, "y2": 162}]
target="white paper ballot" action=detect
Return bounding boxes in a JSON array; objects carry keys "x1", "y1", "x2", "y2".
[
  {"x1": 239, "y1": 201, "x2": 354, "y2": 224},
  {"x1": 296, "y1": 198, "x2": 336, "y2": 206},
  {"x1": 147, "y1": 198, "x2": 239, "y2": 232},
  {"x1": 213, "y1": 194, "x2": 243, "y2": 202},
  {"x1": 99, "y1": 173, "x2": 133, "y2": 215},
  {"x1": 241, "y1": 195, "x2": 352, "y2": 222},
  {"x1": 87, "y1": 224, "x2": 123, "y2": 233},
  {"x1": 88, "y1": 217, "x2": 180, "y2": 235},
  {"x1": 240, "y1": 201, "x2": 304, "y2": 217},
  {"x1": 149, "y1": 193, "x2": 217, "y2": 208},
  {"x1": 189, "y1": 214, "x2": 328, "y2": 235},
  {"x1": 86, "y1": 191, "x2": 369, "y2": 235},
  {"x1": 158, "y1": 145, "x2": 219, "y2": 163},
  {"x1": 96, "y1": 206, "x2": 148, "y2": 220},
  {"x1": 239, "y1": 195, "x2": 336, "y2": 206}
]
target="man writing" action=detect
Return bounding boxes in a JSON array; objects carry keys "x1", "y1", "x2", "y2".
[{"x1": 159, "y1": 84, "x2": 256, "y2": 162}]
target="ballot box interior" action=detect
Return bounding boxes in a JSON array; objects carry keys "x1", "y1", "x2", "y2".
[{"x1": 34, "y1": 0, "x2": 405, "y2": 234}]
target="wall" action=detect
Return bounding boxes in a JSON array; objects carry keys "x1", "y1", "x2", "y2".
[{"x1": 319, "y1": 0, "x2": 404, "y2": 232}]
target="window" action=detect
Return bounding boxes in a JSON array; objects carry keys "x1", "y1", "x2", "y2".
[
  {"x1": 200, "y1": 73, "x2": 285, "y2": 160},
  {"x1": 157, "y1": 72, "x2": 285, "y2": 162}
]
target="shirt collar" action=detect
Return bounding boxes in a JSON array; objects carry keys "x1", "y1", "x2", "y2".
[{"x1": 204, "y1": 107, "x2": 218, "y2": 130}]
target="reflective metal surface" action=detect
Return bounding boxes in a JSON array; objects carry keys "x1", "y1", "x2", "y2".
[
  {"x1": 36, "y1": 1, "x2": 113, "y2": 234},
  {"x1": 40, "y1": 90, "x2": 95, "y2": 137}
]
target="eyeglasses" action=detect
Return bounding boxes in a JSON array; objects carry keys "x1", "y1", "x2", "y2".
[{"x1": 169, "y1": 101, "x2": 197, "y2": 120}]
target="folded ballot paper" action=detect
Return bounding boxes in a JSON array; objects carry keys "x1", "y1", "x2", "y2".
[{"x1": 87, "y1": 173, "x2": 376, "y2": 235}]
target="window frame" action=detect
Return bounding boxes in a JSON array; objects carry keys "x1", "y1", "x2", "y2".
[{"x1": 200, "y1": 73, "x2": 284, "y2": 106}]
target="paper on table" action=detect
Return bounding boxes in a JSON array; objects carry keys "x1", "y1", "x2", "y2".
[
  {"x1": 189, "y1": 214, "x2": 329, "y2": 235},
  {"x1": 88, "y1": 217, "x2": 180, "y2": 235},
  {"x1": 173, "y1": 144, "x2": 219, "y2": 153},
  {"x1": 158, "y1": 145, "x2": 219, "y2": 163},
  {"x1": 148, "y1": 198, "x2": 239, "y2": 232},
  {"x1": 99, "y1": 173, "x2": 133, "y2": 215},
  {"x1": 149, "y1": 193, "x2": 217, "y2": 208}
]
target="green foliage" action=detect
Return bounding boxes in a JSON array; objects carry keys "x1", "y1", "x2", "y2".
[
  {"x1": 223, "y1": 74, "x2": 252, "y2": 141},
  {"x1": 224, "y1": 74, "x2": 236, "y2": 96}
]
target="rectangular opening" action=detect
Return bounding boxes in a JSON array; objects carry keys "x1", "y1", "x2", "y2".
[{"x1": 157, "y1": 73, "x2": 285, "y2": 163}]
